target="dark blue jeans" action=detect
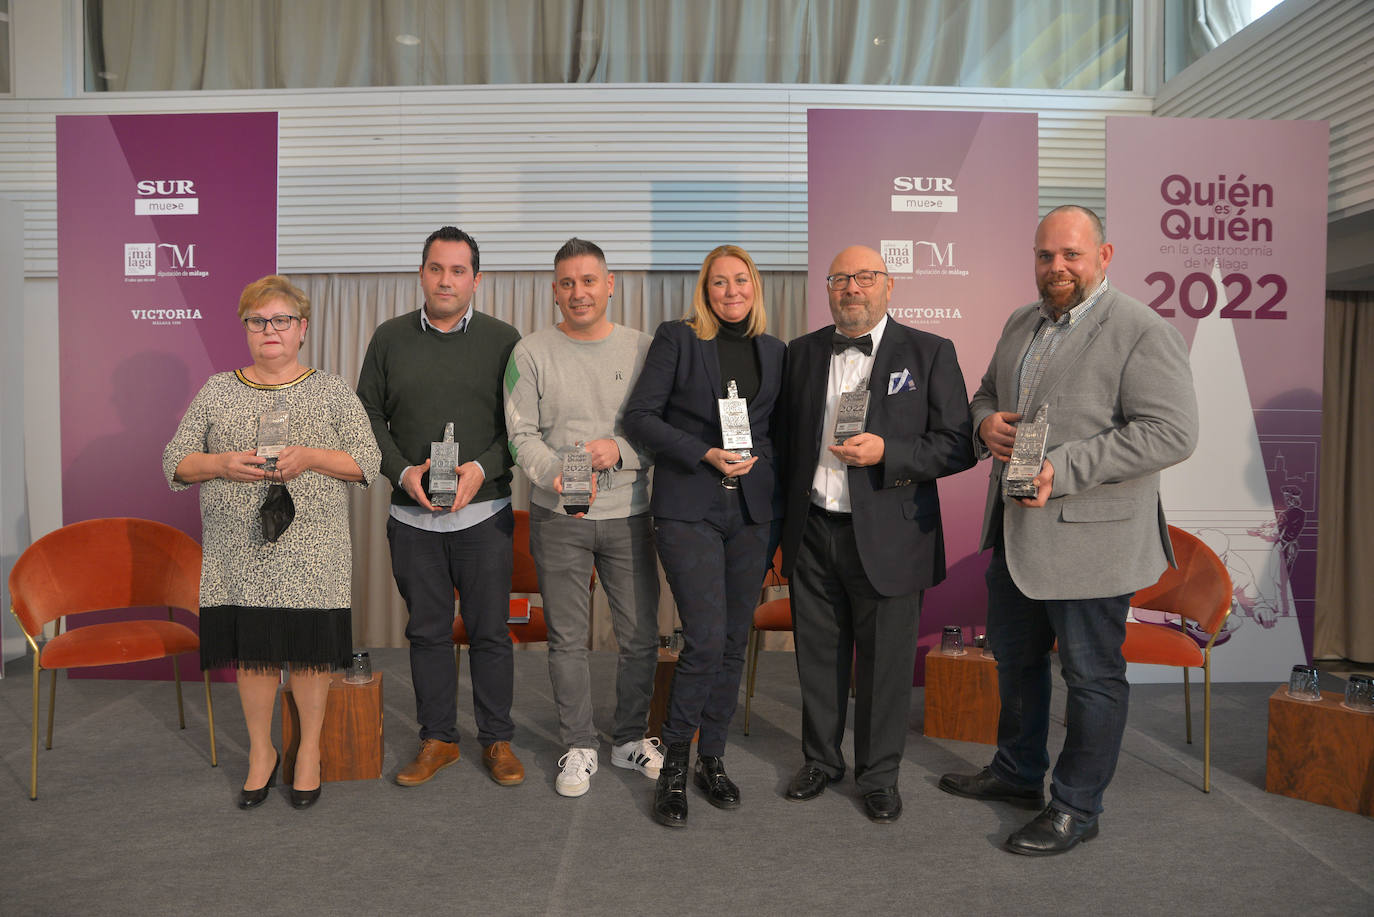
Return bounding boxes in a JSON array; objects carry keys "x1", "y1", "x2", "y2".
[
  {"x1": 388, "y1": 509, "x2": 515, "y2": 746},
  {"x1": 985, "y1": 539, "x2": 1131, "y2": 819},
  {"x1": 653, "y1": 487, "x2": 771, "y2": 757}
]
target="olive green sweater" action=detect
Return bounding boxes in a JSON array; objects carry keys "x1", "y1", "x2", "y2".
[{"x1": 357, "y1": 309, "x2": 521, "y2": 506}]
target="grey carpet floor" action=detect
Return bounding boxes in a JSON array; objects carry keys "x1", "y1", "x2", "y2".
[{"x1": 0, "y1": 648, "x2": 1369, "y2": 917}]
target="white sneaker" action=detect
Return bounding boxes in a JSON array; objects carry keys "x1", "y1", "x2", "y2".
[
  {"x1": 555, "y1": 747, "x2": 598, "y2": 797},
  {"x1": 611, "y1": 737, "x2": 664, "y2": 779}
]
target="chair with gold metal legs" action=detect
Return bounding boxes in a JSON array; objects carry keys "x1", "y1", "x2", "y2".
[
  {"x1": 8, "y1": 517, "x2": 218, "y2": 799},
  {"x1": 1121, "y1": 525, "x2": 1232, "y2": 792}
]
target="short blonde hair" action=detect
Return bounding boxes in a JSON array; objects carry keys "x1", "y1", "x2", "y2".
[
  {"x1": 686, "y1": 245, "x2": 767, "y2": 340},
  {"x1": 237, "y1": 275, "x2": 311, "y2": 321}
]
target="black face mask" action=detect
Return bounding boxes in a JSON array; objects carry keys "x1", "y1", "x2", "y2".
[{"x1": 260, "y1": 483, "x2": 295, "y2": 543}]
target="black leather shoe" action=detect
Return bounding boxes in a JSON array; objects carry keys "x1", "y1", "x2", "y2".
[
  {"x1": 693, "y1": 756, "x2": 741, "y2": 810},
  {"x1": 862, "y1": 786, "x2": 902, "y2": 823},
  {"x1": 290, "y1": 786, "x2": 322, "y2": 809},
  {"x1": 653, "y1": 741, "x2": 692, "y2": 827},
  {"x1": 785, "y1": 764, "x2": 839, "y2": 802},
  {"x1": 938, "y1": 767, "x2": 1044, "y2": 809},
  {"x1": 1005, "y1": 806, "x2": 1099, "y2": 856},
  {"x1": 238, "y1": 751, "x2": 280, "y2": 810}
]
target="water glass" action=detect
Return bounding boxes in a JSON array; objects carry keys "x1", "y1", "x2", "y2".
[
  {"x1": 940, "y1": 625, "x2": 965, "y2": 656},
  {"x1": 1343, "y1": 674, "x2": 1374, "y2": 713},
  {"x1": 1286, "y1": 664, "x2": 1320, "y2": 701},
  {"x1": 345, "y1": 651, "x2": 372, "y2": 685}
]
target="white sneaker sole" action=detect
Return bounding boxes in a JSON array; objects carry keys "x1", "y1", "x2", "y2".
[
  {"x1": 612, "y1": 757, "x2": 661, "y2": 779},
  {"x1": 556, "y1": 779, "x2": 591, "y2": 798}
]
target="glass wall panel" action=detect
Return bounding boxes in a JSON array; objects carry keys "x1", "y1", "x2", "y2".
[{"x1": 84, "y1": 0, "x2": 1132, "y2": 92}]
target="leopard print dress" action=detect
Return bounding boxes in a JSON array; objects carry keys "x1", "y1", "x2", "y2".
[{"x1": 163, "y1": 368, "x2": 381, "y2": 670}]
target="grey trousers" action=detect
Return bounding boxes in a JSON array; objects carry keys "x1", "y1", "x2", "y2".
[{"x1": 528, "y1": 504, "x2": 661, "y2": 748}]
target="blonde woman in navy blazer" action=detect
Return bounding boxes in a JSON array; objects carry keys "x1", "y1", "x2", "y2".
[{"x1": 624, "y1": 244, "x2": 785, "y2": 828}]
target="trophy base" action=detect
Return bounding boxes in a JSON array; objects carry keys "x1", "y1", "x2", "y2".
[
  {"x1": 431, "y1": 493, "x2": 456, "y2": 508},
  {"x1": 562, "y1": 503, "x2": 590, "y2": 515},
  {"x1": 1003, "y1": 480, "x2": 1038, "y2": 500}
]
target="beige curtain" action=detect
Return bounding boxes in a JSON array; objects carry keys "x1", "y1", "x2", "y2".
[
  {"x1": 1314, "y1": 291, "x2": 1374, "y2": 663},
  {"x1": 85, "y1": 0, "x2": 1129, "y2": 92},
  {"x1": 295, "y1": 267, "x2": 807, "y2": 651}
]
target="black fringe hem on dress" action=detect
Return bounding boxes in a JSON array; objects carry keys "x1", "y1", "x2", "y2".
[{"x1": 200, "y1": 605, "x2": 352, "y2": 672}]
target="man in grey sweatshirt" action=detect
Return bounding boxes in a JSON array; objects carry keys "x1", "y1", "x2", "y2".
[{"x1": 504, "y1": 237, "x2": 663, "y2": 797}]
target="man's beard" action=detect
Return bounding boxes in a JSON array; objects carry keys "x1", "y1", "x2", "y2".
[{"x1": 1038, "y1": 276, "x2": 1087, "y2": 314}]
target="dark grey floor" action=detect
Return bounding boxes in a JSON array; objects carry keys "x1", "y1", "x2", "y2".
[{"x1": 0, "y1": 648, "x2": 1369, "y2": 917}]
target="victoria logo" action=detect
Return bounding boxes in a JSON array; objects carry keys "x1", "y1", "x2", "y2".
[{"x1": 134, "y1": 179, "x2": 199, "y2": 215}]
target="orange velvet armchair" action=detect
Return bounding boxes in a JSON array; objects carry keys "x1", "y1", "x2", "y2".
[
  {"x1": 8, "y1": 517, "x2": 218, "y2": 799},
  {"x1": 743, "y1": 548, "x2": 791, "y2": 735},
  {"x1": 1123, "y1": 524, "x2": 1233, "y2": 792},
  {"x1": 452, "y1": 510, "x2": 591, "y2": 677}
]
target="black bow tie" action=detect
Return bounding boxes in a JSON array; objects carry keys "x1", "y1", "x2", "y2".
[{"x1": 833, "y1": 333, "x2": 873, "y2": 356}]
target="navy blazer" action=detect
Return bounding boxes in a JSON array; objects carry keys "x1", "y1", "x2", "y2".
[
  {"x1": 624, "y1": 319, "x2": 785, "y2": 524},
  {"x1": 778, "y1": 320, "x2": 975, "y2": 597}
]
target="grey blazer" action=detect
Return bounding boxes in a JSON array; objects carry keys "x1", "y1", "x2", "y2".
[{"x1": 970, "y1": 286, "x2": 1199, "y2": 601}]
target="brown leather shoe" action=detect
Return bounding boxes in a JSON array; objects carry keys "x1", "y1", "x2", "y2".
[
  {"x1": 395, "y1": 739, "x2": 460, "y2": 787},
  {"x1": 482, "y1": 741, "x2": 525, "y2": 786}
]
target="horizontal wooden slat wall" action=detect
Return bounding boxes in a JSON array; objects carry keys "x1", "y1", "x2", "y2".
[{"x1": 0, "y1": 83, "x2": 1153, "y2": 277}]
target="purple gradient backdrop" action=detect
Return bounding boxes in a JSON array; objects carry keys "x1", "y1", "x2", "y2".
[
  {"x1": 807, "y1": 109, "x2": 1040, "y2": 683},
  {"x1": 57, "y1": 112, "x2": 278, "y2": 680},
  {"x1": 1107, "y1": 117, "x2": 1328, "y2": 664}
]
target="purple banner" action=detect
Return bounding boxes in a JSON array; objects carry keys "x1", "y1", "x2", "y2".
[
  {"x1": 57, "y1": 112, "x2": 278, "y2": 679},
  {"x1": 807, "y1": 109, "x2": 1039, "y2": 681},
  {"x1": 1107, "y1": 116, "x2": 1328, "y2": 681}
]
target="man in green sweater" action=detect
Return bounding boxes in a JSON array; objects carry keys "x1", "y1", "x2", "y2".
[
  {"x1": 504, "y1": 238, "x2": 661, "y2": 798},
  {"x1": 357, "y1": 226, "x2": 525, "y2": 788}
]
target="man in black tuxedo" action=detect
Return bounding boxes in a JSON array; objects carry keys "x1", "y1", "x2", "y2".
[{"x1": 778, "y1": 244, "x2": 975, "y2": 822}]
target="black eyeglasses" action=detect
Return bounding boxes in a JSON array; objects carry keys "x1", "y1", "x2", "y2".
[
  {"x1": 243, "y1": 314, "x2": 302, "y2": 332},
  {"x1": 825, "y1": 270, "x2": 888, "y2": 292}
]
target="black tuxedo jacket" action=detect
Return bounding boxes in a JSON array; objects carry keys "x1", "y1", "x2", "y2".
[
  {"x1": 779, "y1": 321, "x2": 975, "y2": 596},
  {"x1": 624, "y1": 319, "x2": 786, "y2": 524}
]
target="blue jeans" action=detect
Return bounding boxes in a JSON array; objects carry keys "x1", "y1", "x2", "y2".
[{"x1": 986, "y1": 539, "x2": 1131, "y2": 819}]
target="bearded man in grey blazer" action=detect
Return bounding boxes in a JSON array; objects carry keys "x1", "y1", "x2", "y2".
[{"x1": 939, "y1": 205, "x2": 1198, "y2": 856}]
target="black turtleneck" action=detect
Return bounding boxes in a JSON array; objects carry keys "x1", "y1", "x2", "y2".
[{"x1": 715, "y1": 317, "x2": 760, "y2": 402}]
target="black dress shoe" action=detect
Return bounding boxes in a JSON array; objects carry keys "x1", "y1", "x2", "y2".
[
  {"x1": 238, "y1": 751, "x2": 280, "y2": 810},
  {"x1": 938, "y1": 767, "x2": 1044, "y2": 809},
  {"x1": 290, "y1": 786, "x2": 322, "y2": 809},
  {"x1": 693, "y1": 756, "x2": 741, "y2": 810},
  {"x1": 785, "y1": 764, "x2": 839, "y2": 802},
  {"x1": 653, "y1": 741, "x2": 692, "y2": 828},
  {"x1": 1005, "y1": 806, "x2": 1099, "y2": 856},
  {"x1": 862, "y1": 786, "x2": 902, "y2": 823}
]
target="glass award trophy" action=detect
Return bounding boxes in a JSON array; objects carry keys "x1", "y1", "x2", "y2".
[
  {"x1": 256, "y1": 406, "x2": 290, "y2": 472},
  {"x1": 561, "y1": 444, "x2": 593, "y2": 515},
  {"x1": 718, "y1": 380, "x2": 753, "y2": 490},
  {"x1": 833, "y1": 389, "x2": 870, "y2": 445},
  {"x1": 1003, "y1": 404, "x2": 1049, "y2": 500},
  {"x1": 429, "y1": 422, "x2": 459, "y2": 508}
]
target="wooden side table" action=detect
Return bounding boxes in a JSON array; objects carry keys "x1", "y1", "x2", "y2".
[
  {"x1": 923, "y1": 649, "x2": 1000, "y2": 745},
  {"x1": 1265, "y1": 686, "x2": 1374, "y2": 816},
  {"x1": 281, "y1": 671, "x2": 384, "y2": 783}
]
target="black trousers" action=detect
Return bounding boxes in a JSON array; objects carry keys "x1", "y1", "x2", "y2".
[
  {"x1": 387, "y1": 508, "x2": 515, "y2": 745},
  {"x1": 790, "y1": 507, "x2": 921, "y2": 792},
  {"x1": 654, "y1": 486, "x2": 771, "y2": 757}
]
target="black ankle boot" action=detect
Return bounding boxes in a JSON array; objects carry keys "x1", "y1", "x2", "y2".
[
  {"x1": 694, "y1": 755, "x2": 741, "y2": 809},
  {"x1": 653, "y1": 741, "x2": 691, "y2": 827}
]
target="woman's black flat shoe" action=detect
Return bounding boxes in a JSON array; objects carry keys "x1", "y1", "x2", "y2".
[
  {"x1": 238, "y1": 751, "x2": 280, "y2": 810},
  {"x1": 290, "y1": 786, "x2": 321, "y2": 809}
]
